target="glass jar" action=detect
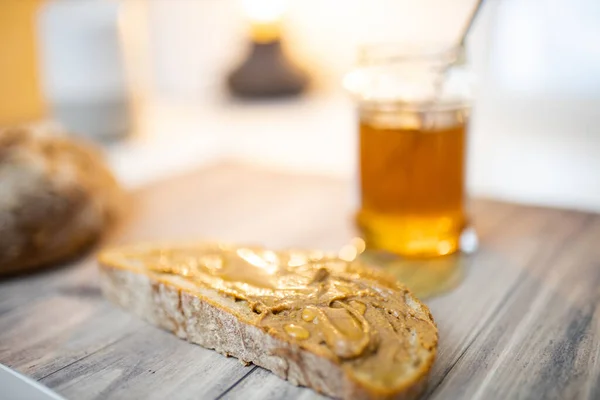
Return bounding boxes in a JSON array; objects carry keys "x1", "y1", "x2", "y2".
[{"x1": 345, "y1": 44, "x2": 474, "y2": 257}]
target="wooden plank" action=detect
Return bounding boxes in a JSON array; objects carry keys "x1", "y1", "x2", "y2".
[
  {"x1": 220, "y1": 367, "x2": 326, "y2": 400},
  {"x1": 39, "y1": 325, "x2": 255, "y2": 400},
  {"x1": 1, "y1": 163, "x2": 598, "y2": 400},
  {"x1": 429, "y1": 215, "x2": 600, "y2": 400},
  {"x1": 0, "y1": 260, "x2": 91, "y2": 315},
  {"x1": 117, "y1": 163, "x2": 354, "y2": 250},
  {"x1": 0, "y1": 264, "x2": 142, "y2": 380},
  {"x1": 424, "y1": 209, "x2": 592, "y2": 395}
]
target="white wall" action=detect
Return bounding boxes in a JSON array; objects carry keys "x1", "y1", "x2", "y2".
[
  {"x1": 112, "y1": 0, "x2": 600, "y2": 212},
  {"x1": 470, "y1": 0, "x2": 600, "y2": 211},
  {"x1": 139, "y1": 0, "x2": 479, "y2": 94}
]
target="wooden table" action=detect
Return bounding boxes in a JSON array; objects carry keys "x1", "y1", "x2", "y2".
[{"x1": 1, "y1": 164, "x2": 599, "y2": 399}]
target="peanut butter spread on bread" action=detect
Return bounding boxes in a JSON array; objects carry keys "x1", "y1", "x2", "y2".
[{"x1": 100, "y1": 243, "x2": 437, "y2": 391}]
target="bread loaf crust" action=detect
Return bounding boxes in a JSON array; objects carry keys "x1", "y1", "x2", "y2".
[
  {"x1": 0, "y1": 127, "x2": 123, "y2": 275},
  {"x1": 99, "y1": 263, "x2": 434, "y2": 400}
]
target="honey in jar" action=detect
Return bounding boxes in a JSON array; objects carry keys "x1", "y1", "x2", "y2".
[
  {"x1": 346, "y1": 44, "x2": 473, "y2": 257},
  {"x1": 358, "y1": 107, "x2": 468, "y2": 256}
]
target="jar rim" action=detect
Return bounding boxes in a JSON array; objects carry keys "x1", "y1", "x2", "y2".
[
  {"x1": 357, "y1": 42, "x2": 462, "y2": 65},
  {"x1": 345, "y1": 43, "x2": 473, "y2": 108},
  {"x1": 358, "y1": 98, "x2": 471, "y2": 113}
]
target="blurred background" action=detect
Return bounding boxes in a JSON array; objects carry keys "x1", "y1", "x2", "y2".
[{"x1": 2, "y1": 0, "x2": 600, "y2": 212}]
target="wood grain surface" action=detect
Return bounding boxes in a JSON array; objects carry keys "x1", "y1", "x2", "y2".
[{"x1": 1, "y1": 163, "x2": 599, "y2": 400}]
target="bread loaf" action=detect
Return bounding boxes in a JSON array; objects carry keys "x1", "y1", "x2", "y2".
[{"x1": 0, "y1": 126, "x2": 123, "y2": 275}]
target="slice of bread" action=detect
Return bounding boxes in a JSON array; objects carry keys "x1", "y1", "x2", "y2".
[{"x1": 98, "y1": 243, "x2": 437, "y2": 400}]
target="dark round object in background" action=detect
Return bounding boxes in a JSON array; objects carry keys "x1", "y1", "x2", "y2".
[{"x1": 227, "y1": 41, "x2": 308, "y2": 99}]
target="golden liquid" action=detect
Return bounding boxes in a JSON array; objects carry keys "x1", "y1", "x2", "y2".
[{"x1": 358, "y1": 109, "x2": 467, "y2": 257}]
